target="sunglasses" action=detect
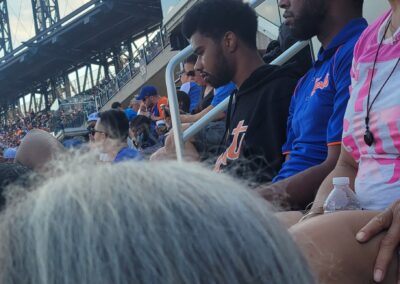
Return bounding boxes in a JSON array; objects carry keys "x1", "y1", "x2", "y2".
[{"x1": 87, "y1": 127, "x2": 106, "y2": 136}]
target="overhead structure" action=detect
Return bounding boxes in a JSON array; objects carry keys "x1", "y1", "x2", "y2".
[
  {"x1": 0, "y1": 0, "x2": 12, "y2": 57},
  {"x1": 0, "y1": 0, "x2": 163, "y2": 105},
  {"x1": 31, "y1": 0, "x2": 61, "y2": 34}
]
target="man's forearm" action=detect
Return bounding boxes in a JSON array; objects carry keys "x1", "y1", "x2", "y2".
[
  {"x1": 260, "y1": 145, "x2": 341, "y2": 210},
  {"x1": 276, "y1": 162, "x2": 337, "y2": 209},
  {"x1": 180, "y1": 114, "x2": 199, "y2": 124},
  {"x1": 180, "y1": 105, "x2": 226, "y2": 124},
  {"x1": 259, "y1": 164, "x2": 332, "y2": 211}
]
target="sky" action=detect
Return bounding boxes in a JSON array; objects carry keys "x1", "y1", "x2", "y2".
[
  {"x1": 6, "y1": 0, "x2": 89, "y2": 48},
  {"x1": 161, "y1": 0, "x2": 180, "y2": 17}
]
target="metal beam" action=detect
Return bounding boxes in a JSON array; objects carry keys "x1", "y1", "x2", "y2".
[
  {"x1": 33, "y1": 94, "x2": 38, "y2": 112},
  {"x1": 38, "y1": 94, "x2": 43, "y2": 111},
  {"x1": 0, "y1": 0, "x2": 12, "y2": 57},
  {"x1": 89, "y1": 65, "x2": 95, "y2": 88},
  {"x1": 23, "y1": 96, "x2": 27, "y2": 115},
  {"x1": 28, "y1": 94, "x2": 33, "y2": 113},
  {"x1": 31, "y1": 0, "x2": 60, "y2": 35}
]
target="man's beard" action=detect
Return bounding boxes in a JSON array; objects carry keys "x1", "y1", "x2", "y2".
[
  {"x1": 290, "y1": 1, "x2": 327, "y2": 40},
  {"x1": 203, "y1": 53, "x2": 233, "y2": 88}
]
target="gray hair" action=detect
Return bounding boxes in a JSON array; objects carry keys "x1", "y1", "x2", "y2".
[{"x1": 0, "y1": 159, "x2": 315, "y2": 284}]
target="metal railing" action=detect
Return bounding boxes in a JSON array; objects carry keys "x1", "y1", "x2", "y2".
[
  {"x1": 165, "y1": 1, "x2": 310, "y2": 161},
  {"x1": 50, "y1": 100, "x2": 97, "y2": 134},
  {"x1": 165, "y1": 45, "x2": 194, "y2": 161},
  {"x1": 96, "y1": 27, "x2": 169, "y2": 108}
]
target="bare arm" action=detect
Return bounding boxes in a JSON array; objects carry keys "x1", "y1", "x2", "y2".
[
  {"x1": 180, "y1": 105, "x2": 225, "y2": 124},
  {"x1": 309, "y1": 145, "x2": 358, "y2": 211},
  {"x1": 278, "y1": 147, "x2": 358, "y2": 226},
  {"x1": 150, "y1": 114, "x2": 165, "y2": 122},
  {"x1": 290, "y1": 210, "x2": 397, "y2": 284},
  {"x1": 260, "y1": 144, "x2": 342, "y2": 209}
]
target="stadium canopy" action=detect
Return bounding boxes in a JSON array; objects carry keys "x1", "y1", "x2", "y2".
[{"x1": 0, "y1": 0, "x2": 162, "y2": 102}]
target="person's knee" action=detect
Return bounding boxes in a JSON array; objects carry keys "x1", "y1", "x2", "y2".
[
  {"x1": 183, "y1": 141, "x2": 200, "y2": 161},
  {"x1": 289, "y1": 211, "x2": 397, "y2": 284},
  {"x1": 164, "y1": 133, "x2": 175, "y2": 151},
  {"x1": 275, "y1": 211, "x2": 303, "y2": 228},
  {"x1": 150, "y1": 147, "x2": 174, "y2": 161}
]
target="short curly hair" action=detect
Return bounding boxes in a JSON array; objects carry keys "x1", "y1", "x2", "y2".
[{"x1": 182, "y1": 0, "x2": 258, "y2": 49}]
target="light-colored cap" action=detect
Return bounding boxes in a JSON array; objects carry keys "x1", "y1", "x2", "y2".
[
  {"x1": 87, "y1": 112, "x2": 99, "y2": 122},
  {"x1": 156, "y1": 120, "x2": 166, "y2": 127},
  {"x1": 3, "y1": 148, "x2": 17, "y2": 159},
  {"x1": 332, "y1": 177, "x2": 350, "y2": 186}
]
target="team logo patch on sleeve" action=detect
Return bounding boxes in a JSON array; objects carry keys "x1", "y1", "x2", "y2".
[{"x1": 214, "y1": 120, "x2": 248, "y2": 173}]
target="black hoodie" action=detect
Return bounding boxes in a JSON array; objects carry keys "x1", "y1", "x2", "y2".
[{"x1": 214, "y1": 64, "x2": 300, "y2": 185}]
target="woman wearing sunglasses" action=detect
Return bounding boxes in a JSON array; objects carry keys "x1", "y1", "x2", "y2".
[{"x1": 91, "y1": 109, "x2": 142, "y2": 163}]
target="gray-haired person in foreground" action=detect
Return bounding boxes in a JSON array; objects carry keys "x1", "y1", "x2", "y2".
[{"x1": 0, "y1": 158, "x2": 314, "y2": 284}]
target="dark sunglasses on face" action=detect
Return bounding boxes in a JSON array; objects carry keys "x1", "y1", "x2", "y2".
[{"x1": 87, "y1": 127, "x2": 106, "y2": 136}]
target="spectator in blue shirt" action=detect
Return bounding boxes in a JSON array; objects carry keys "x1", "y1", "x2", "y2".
[
  {"x1": 151, "y1": 82, "x2": 236, "y2": 161},
  {"x1": 124, "y1": 98, "x2": 141, "y2": 122},
  {"x1": 180, "y1": 82, "x2": 237, "y2": 124},
  {"x1": 111, "y1": 100, "x2": 138, "y2": 122},
  {"x1": 259, "y1": 0, "x2": 366, "y2": 209},
  {"x1": 93, "y1": 110, "x2": 142, "y2": 163},
  {"x1": 185, "y1": 82, "x2": 237, "y2": 160},
  {"x1": 111, "y1": 102, "x2": 123, "y2": 111},
  {"x1": 179, "y1": 55, "x2": 204, "y2": 113}
]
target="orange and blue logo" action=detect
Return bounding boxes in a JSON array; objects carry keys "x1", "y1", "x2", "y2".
[
  {"x1": 214, "y1": 120, "x2": 248, "y2": 172},
  {"x1": 311, "y1": 74, "x2": 330, "y2": 96}
]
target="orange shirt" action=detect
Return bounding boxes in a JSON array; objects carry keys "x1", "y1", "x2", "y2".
[{"x1": 156, "y1": 96, "x2": 168, "y2": 119}]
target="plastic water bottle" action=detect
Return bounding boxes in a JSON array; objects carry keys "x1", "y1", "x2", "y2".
[{"x1": 323, "y1": 177, "x2": 361, "y2": 213}]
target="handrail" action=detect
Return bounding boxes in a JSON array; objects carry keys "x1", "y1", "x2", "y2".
[
  {"x1": 182, "y1": 41, "x2": 309, "y2": 142},
  {"x1": 165, "y1": 45, "x2": 194, "y2": 162},
  {"x1": 248, "y1": 0, "x2": 266, "y2": 8}
]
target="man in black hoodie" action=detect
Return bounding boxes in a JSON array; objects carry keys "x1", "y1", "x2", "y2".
[{"x1": 181, "y1": 0, "x2": 307, "y2": 185}]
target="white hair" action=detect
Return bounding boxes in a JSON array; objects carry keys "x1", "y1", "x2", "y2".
[{"x1": 0, "y1": 158, "x2": 315, "y2": 284}]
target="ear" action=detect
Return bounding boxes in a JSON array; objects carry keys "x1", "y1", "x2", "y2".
[{"x1": 222, "y1": 31, "x2": 238, "y2": 53}]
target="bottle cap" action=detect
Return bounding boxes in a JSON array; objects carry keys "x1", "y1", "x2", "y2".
[{"x1": 332, "y1": 177, "x2": 350, "y2": 186}]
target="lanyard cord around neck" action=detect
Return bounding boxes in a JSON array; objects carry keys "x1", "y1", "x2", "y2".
[{"x1": 364, "y1": 17, "x2": 400, "y2": 146}]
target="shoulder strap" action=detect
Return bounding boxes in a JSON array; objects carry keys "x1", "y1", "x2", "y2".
[{"x1": 217, "y1": 89, "x2": 237, "y2": 153}]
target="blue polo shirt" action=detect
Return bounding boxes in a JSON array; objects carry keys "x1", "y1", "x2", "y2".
[
  {"x1": 124, "y1": 108, "x2": 137, "y2": 122},
  {"x1": 180, "y1": 82, "x2": 203, "y2": 112},
  {"x1": 211, "y1": 82, "x2": 237, "y2": 107},
  {"x1": 273, "y1": 18, "x2": 368, "y2": 182},
  {"x1": 114, "y1": 147, "x2": 142, "y2": 163}
]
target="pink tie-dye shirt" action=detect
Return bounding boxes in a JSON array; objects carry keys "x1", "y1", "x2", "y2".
[{"x1": 343, "y1": 10, "x2": 400, "y2": 210}]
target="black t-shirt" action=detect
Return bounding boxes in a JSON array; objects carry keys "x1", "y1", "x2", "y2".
[
  {"x1": 214, "y1": 64, "x2": 300, "y2": 185},
  {"x1": 194, "y1": 89, "x2": 214, "y2": 114}
]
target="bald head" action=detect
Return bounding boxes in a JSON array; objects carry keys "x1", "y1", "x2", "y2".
[{"x1": 15, "y1": 129, "x2": 64, "y2": 171}]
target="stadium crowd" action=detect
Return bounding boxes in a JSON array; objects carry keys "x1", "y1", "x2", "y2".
[{"x1": 0, "y1": 0, "x2": 400, "y2": 283}]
